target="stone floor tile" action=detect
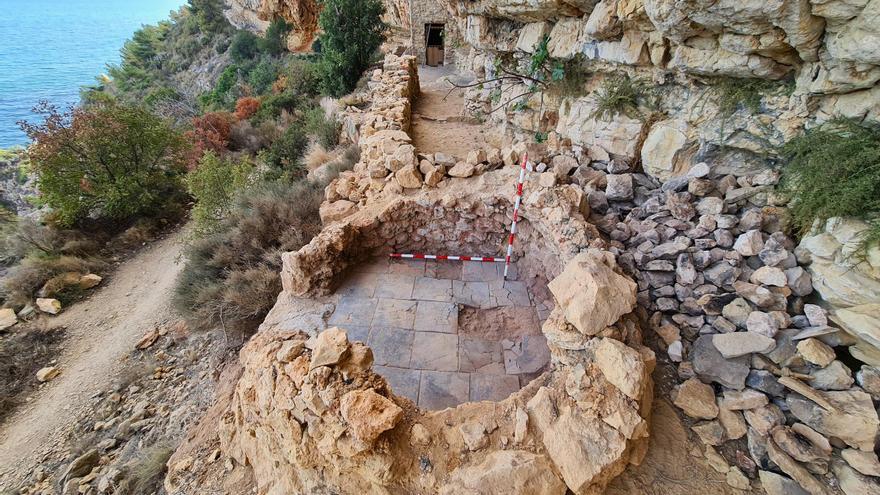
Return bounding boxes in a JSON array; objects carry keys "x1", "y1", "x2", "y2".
[
  {"x1": 414, "y1": 301, "x2": 457, "y2": 333},
  {"x1": 373, "y1": 298, "x2": 417, "y2": 329},
  {"x1": 489, "y1": 280, "x2": 532, "y2": 307},
  {"x1": 452, "y1": 280, "x2": 491, "y2": 308},
  {"x1": 388, "y1": 258, "x2": 426, "y2": 276},
  {"x1": 412, "y1": 277, "x2": 453, "y2": 302},
  {"x1": 335, "y1": 325, "x2": 370, "y2": 344},
  {"x1": 459, "y1": 337, "x2": 503, "y2": 372},
  {"x1": 462, "y1": 261, "x2": 501, "y2": 282},
  {"x1": 328, "y1": 297, "x2": 377, "y2": 327},
  {"x1": 501, "y1": 262, "x2": 519, "y2": 281},
  {"x1": 374, "y1": 366, "x2": 420, "y2": 403},
  {"x1": 336, "y1": 271, "x2": 378, "y2": 298},
  {"x1": 419, "y1": 371, "x2": 470, "y2": 410},
  {"x1": 504, "y1": 335, "x2": 551, "y2": 374},
  {"x1": 469, "y1": 373, "x2": 521, "y2": 402},
  {"x1": 425, "y1": 261, "x2": 462, "y2": 279},
  {"x1": 410, "y1": 332, "x2": 459, "y2": 371},
  {"x1": 368, "y1": 327, "x2": 414, "y2": 367},
  {"x1": 375, "y1": 273, "x2": 415, "y2": 299}
]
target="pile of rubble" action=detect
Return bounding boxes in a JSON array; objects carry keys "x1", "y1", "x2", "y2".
[{"x1": 529, "y1": 144, "x2": 880, "y2": 494}]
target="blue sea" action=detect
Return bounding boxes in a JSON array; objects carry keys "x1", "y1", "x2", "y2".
[{"x1": 0, "y1": 0, "x2": 185, "y2": 148}]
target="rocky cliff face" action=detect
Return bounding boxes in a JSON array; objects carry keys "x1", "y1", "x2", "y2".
[
  {"x1": 224, "y1": 0, "x2": 320, "y2": 50},
  {"x1": 440, "y1": 0, "x2": 879, "y2": 179}
]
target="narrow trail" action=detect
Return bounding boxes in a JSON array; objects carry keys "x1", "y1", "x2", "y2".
[
  {"x1": 0, "y1": 229, "x2": 186, "y2": 485},
  {"x1": 410, "y1": 65, "x2": 500, "y2": 157}
]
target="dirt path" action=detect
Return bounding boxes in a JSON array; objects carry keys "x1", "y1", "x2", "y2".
[
  {"x1": 410, "y1": 65, "x2": 500, "y2": 157},
  {"x1": 0, "y1": 229, "x2": 186, "y2": 484}
]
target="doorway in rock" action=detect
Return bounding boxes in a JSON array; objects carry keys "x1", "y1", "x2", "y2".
[{"x1": 425, "y1": 23, "x2": 445, "y2": 66}]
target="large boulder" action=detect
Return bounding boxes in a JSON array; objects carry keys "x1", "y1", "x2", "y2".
[{"x1": 548, "y1": 249, "x2": 637, "y2": 336}]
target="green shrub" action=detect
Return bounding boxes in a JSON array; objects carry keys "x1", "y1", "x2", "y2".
[
  {"x1": 174, "y1": 180, "x2": 324, "y2": 332},
  {"x1": 186, "y1": 152, "x2": 255, "y2": 234},
  {"x1": 260, "y1": 18, "x2": 291, "y2": 55},
  {"x1": 248, "y1": 58, "x2": 279, "y2": 94},
  {"x1": 264, "y1": 122, "x2": 309, "y2": 174},
  {"x1": 591, "y1": 74, "x2": 645, "y2": 120},
  {"x1": 229, "y1": 30, "x2": 260, "y2": 63},
  {"x1": 188, "y1": 0, "x2": 230, "y2": 34},
  {"x1": 283, "y1": 58, "x2": 322, "y2": 98},
  {"x1": 199, "y1": 65, "x2": 240, "y2": 110},
  {"x1": 317, "y1": 0, "x2": 387, "y2": 96},
  {"x1": 780, "y1": 119, "x2": 880, "y2": 250},
  {"x1": 305, "y1": 106, "x2": 339, "y2": 149},
  {"x1": 251, "y1": 90, "x2": 301, "y2": 122},
  {"x1": 20, "y1": 101, "x2": 189, "y2": 226}
]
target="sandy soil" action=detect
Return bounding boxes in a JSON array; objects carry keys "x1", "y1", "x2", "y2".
[{"x1": 0, "y1": 229, "x2": 186, "y2": 485}]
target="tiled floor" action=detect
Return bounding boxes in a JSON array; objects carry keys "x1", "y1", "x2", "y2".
[{"x1": 328, "y1": 257, "x2": 551, "y2": 410}]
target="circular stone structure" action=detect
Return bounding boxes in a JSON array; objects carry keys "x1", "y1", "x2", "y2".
[{"x1": 208, "y1": 169, "x2": 656, "y2": 495}]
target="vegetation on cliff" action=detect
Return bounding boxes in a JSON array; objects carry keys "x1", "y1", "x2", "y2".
[
  {"x1": 316, "y1": 0, "x2": 387, "y2": 96},
  {"x1": 780, "y1": 119, "x2": 880, "y2": 250}
]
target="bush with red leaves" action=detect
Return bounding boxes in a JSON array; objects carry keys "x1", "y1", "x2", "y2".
[
  {"x1": 185, "y1": 111, "x2": 234, "y2": 169},
  {"x1": 234, "y1": 97, "x2": 261, "y2": 120}
]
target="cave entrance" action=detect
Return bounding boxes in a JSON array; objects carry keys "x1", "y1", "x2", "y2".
[{"x1": 425, "y1": 23, "x2": 445, "y2": 66}]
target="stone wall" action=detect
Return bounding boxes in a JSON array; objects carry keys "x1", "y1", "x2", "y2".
[{"x1": 210, "y1": 238, "x2": 654, "y2": 495}]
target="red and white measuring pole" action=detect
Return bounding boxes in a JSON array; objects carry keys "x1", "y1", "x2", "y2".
[
  {"x1": 389, "y1": 253, "x2": 505, "y2": 262},
  {"x1": 503, "y1": 152, "x2": 529, "y2": 280},
  {"x1": 388, "y1": 152, "x2": 530, "y2": 280}
]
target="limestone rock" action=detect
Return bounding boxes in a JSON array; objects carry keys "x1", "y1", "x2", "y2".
[
  {"x1": 395, "y1": 164, "x2": 423, "y2": 189},
  {"x1": 36, "y1": 366, "x2": 60, "y2": 382},
  {"x1": 594, "y1": 338, "x2": 648, "y2": 400},
  {"x1": 712, "y1": 331, "x2": 776, "y2": 358},
  {"x1": 672, "y1": 377, "x2": 719, "y2": 419},
  {"x1": 36, "y1": 298, "x2": 61, "y2": 315},
  {"x1": 640, "y1": 120, "x2": 688, "y2": 181},
  {"x1": 692, "y1": 334, "x2": 751, "y2": 389},
  {"x1": 796, "y1": 338, "x2": 836, "y2": 367},
  {"x1": 833, "y1": 458, "x2": 880, "y2": 495},
  {"x1": 339, "y1": 389, "x2": 403, "y2": 444},
  {"x1": 320, "y1": 200, "x2": 358, "y2": 224},
  {"x1": 547, "y1": 250, "x2": 637, "y2": 337},
  {"x1": 605, "y1": 174, "x2": 633, "y2": 201},
  {"x1": 841, "y1": 449, "x2": 880, "y2": 477},
  {"x1": 734, "y1": 230, "x2": 765, "y2": 256},
  {"x1": 787, "y1": 389, "x2": 879, "y2": 452},
  {"x1": 448, "y1": 162, "x2": 475, "y2": 178},
  {"x1": 810, "y1": 360, "x2": 854, "y2": 390},
  {"x1": 758, "y1": 470, "x2": 809, "y2": 495},
  {"x1": 0, "y1": 308, "x2": 17, "y2": 331},
  {"x1": 440, "y1": 450, "x2": 566, "y2": 495},
  {"x1": 720, "y1": 389, "x2": 768, "y2": 410},
  {"x1": 459, "y1": 422, "x2": 489, "y2": 451},
  {"x1": 309, "y1": 327, "x2": 350, "y2": 370}
]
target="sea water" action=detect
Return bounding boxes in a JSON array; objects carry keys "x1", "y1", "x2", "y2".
[{"x1": 0, "y1": 0, "x2": 184, "y2": 147}]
